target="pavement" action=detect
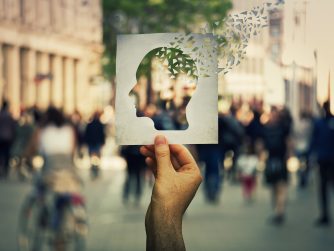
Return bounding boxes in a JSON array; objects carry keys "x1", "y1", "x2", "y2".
[{"x1": 0, "y1": 167, "x2": 333, "y2": 251}]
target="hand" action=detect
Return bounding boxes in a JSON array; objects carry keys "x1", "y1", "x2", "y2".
[{"x1": 140, "y1": 135, "x2": 202, "y2": 251}]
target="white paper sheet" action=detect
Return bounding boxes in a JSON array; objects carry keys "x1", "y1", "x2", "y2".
[{"x1": 116, "y1": 33, "x2": 218, "y2": 145}]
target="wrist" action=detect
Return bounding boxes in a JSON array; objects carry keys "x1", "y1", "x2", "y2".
[
  {"x1": 146, "y1": 202, "x2": 182, "y2": 228},
  {"x1": 150, "y1": 199, "x2": 183, "y2": 221},
  {"x1": 145, "y1": 203, "x2": 185, "y2": 251}
]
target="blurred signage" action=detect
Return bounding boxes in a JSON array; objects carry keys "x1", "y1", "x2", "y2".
[
  {"x1": 34, "y1": 73, "x2": 52, "y2": 84},
  {"x1": 263, "y1": 58, "x2": 285, "y2": 106}
]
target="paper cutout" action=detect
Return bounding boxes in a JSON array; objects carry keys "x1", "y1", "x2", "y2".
[{"x1": 116, "y1": 33, "x2": 217, "y2": 145}]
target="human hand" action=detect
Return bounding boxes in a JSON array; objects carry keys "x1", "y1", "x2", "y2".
[
  {"x1": 140, "y1": 135, "x2": 202, "y2": 251},
  {"x1": 140, "y1": 135, "x2": 202, "y2": 218}
]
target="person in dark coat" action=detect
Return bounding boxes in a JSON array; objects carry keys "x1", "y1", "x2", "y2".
[
  {"x1": 71, "y1": 110, "x2": 85, "y2": 159},
  {"x1": 0, "y1": 101, "x2": 16, "y2": 178},
  {"x1": 218, "y1": 109, "x2": 245, "y2": 182},
  {"x1": 246, "y1": 109, "x2": 264, "y2": 152},
  {"x1": 84, "y1": 111, "x2": 105, "y2": 177},
  {"x1": 121, "y1": 146, "x2": 146, "y2": 206},
  {"x1": 197, "y1": 144, "x2": 221, "y2": 203},
  {"x1": 262, "y1": 107, "x2": 291, "y2": 225},
  {"x1": 309, "y1": 101, "x2": 334, "y2": 226},
  {"x1": 84, "y1": 111, "x2": 105, "y2": 157}
]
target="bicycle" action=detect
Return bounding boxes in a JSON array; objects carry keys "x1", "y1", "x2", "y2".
[{"x1": 18, "y1": 172, "x2": 88, "y2": 251}]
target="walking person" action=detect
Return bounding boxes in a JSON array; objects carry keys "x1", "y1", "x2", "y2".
[
  {"x1": 218, "y1": 108, "x2": 245, "y2": 183},
  {"x1": 10, "y1": 110, "x2": 35, "y2": 179},
  {"x1": 71, "y1": 110, "x2": 86, "y2": 159},
  {"x1": 84, "y1": 111, "x2": 106, "y2": 178},
  {"x1": 121, "y1": 146, "x2": 146, "y2": 206},
  {"x1": 245, "y1": 108, "x2": 264, "y2": 154},
  {"x1": 0, "y1": 101, "x2": 16, "y2": 178},
  {"x1": 197, "y1": 144, "x2": 221, "y2": 203},
  {"x1": 294, "y1": 111, "x2": 313, "y2": 188},
  {"x1": 309, "y1": 101, "x2": 334, "y2": 226},
  {"x1": 263, "y1": 107, "x2": 292, "y2": 225},
  {"x1": 236, "y1": 140, "x2": 258, "y2": 202}
]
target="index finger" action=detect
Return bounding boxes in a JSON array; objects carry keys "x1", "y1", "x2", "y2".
[{"x1": 170, "y1": 144, "x2": 196, "y2": 167}]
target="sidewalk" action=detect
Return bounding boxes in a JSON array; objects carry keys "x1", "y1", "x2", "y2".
[{"x1": 0, "y1": 168, "x2": 333, "y2": 251}]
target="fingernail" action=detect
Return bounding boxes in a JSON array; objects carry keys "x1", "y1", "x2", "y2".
[{"x1": 155, "y1": 135, "x2": 167, "y2": 146}]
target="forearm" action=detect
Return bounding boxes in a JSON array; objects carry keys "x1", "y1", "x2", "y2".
[{"x1": 146, "y1": 204, "x2": 185, "y2": 251}]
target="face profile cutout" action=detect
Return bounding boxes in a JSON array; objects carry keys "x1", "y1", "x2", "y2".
[
  {"x1": 116, "y1": 33, "x2": 218, "y2": 145},
  {"x1": 129, "y1": 47, "x2": 198, "y2": 130}
]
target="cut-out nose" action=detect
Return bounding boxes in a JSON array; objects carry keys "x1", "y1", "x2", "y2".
[
  {"x1": 129, "y1": 83, "x2": 137, "y2": 97},
  {"x1": 129, "y1": 89, "x2": 134, "y2": 96},
  {"x1": 129, "y1": 85, "x2": 138, "y2": 107}
]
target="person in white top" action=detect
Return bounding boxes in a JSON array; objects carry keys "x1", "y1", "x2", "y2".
[
  {"x1": 32, "y1": 107, "x2": 81, "y2": 193},
  {"x1": 20, "y1": 107, "x2": 86, "y2": 251},
  {"x1": 236, "y1": 140, "x2": 258, "y2": 202}
]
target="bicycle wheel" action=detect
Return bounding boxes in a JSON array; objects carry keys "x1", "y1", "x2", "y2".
[
  {"x1": 52, "y1": 204, "x2": 87, "y2": 251},
  {"x1": 17, "y1": 195, "x2": 50, "y2": 251}
]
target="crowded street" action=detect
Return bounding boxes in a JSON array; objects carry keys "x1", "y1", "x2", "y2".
[
  {"x1": 0, "y1": 161, "x2": 333, "y2": 251},
  {"x1": 1, "y1": 0, "x2": 334, "y2": 250}
]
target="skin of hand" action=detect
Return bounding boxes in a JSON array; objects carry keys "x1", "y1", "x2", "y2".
[{"x1": 140, "y1": 135, "x2": 202, "y2": 251}]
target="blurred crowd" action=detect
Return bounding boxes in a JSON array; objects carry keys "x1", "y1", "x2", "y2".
[
  {"x1": 198, "y1": 98, "x2": 334, "y2": 226},
  {"x1": 0, "y1": 100, "x2": 107, "y2": 181},
  {"x1": 1, "y1": 97, "x2": 334, "y2": 227},
  {"x1": 198, "y1": 100, "x2": 294, "y2": 225},
  {"x1": 134, "y1": 99, "x2": 190, "y2": 131},
  {"x1": 122, "y1": 97, "x2": 334, "y2": 226}
]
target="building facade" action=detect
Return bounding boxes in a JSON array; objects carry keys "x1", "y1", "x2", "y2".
[
  {"x1": 279, "y1": 0, "x2": 317, "y2": 121},
  {"x1": 306, "y1": 0, "x2": 334, "y2": 113},
  {"x1": 226, "y1": 0, "x2": 322, "y2": 121},
  {"x1": 0, "y1": 0, "x2": 103, "y2": 117},
  {"x1": 222, "y1": 0, "x2": 272, "y2": 104}
]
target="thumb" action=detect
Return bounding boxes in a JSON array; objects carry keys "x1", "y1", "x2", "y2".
[{"x1": 154, "y1": 135, "x2": 172, "y2": 175}]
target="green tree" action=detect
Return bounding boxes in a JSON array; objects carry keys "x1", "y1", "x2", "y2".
[{"x1": 102, "y1": 0, "x2": 232, "y2": 79}]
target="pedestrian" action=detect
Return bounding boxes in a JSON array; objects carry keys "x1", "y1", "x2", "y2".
[
  {"x1": 120, "y1": 145, "x2": 146, "y2": 206},
  {"x1": 294, "y1": 111, "x2": 313, "y2": 188},
  {"x1": 71, "y1": 110, "x2": 85, "y2": 159},
  {"x1": 236, "y1": 140, "x2": 258, "y2": 202},
  {"x1": 218, "y1": 108, "x2": 245, "y2": 183},
  {"x1": 197, "y1": 144, "x2": 221, "y2": 203},
  {"x1": 152, "y1": 100, "x2": 177, "y2": 130},
  {"x1": 263, "y1": 107, "x2": 291, "y2": 225},
  {"x1": 245, "y1": 108, "x2": 264, "y2": 153},
  {"x1": 84, "y1": 111, "x2": 105, "y2": 177},
  {"x1": 308, "y1": 101, "x2": 334, "y2": 226},
  {"x1": 22, "y1": 106, "x2": 86, "y2": 249},
  {"x1": 10, "y1": 110, "x2": 35, "y2": 178},
  {"x1": 0, "y1": 101, "x2": 17, "y2": 178},
  {"x1": 36, "y1": 106, "x2": 81, "y2": 190}
]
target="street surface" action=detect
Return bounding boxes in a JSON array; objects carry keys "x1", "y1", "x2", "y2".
[{"x1": 0, "y1": 167, "x2": 333, "y2": 251}]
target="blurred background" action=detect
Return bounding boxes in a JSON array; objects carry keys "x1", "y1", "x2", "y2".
[{"x1": 0, "y1": 0, "x2": 334, "y2": 251}]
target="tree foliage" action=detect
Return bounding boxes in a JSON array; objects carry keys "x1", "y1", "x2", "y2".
[{"x1": 102, "y1": 0, "x2": 232, "y2": 79}]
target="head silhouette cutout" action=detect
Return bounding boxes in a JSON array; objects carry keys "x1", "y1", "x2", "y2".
[{"x1": 129, "y1": 47, "x2": 198, "y2": 130}]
